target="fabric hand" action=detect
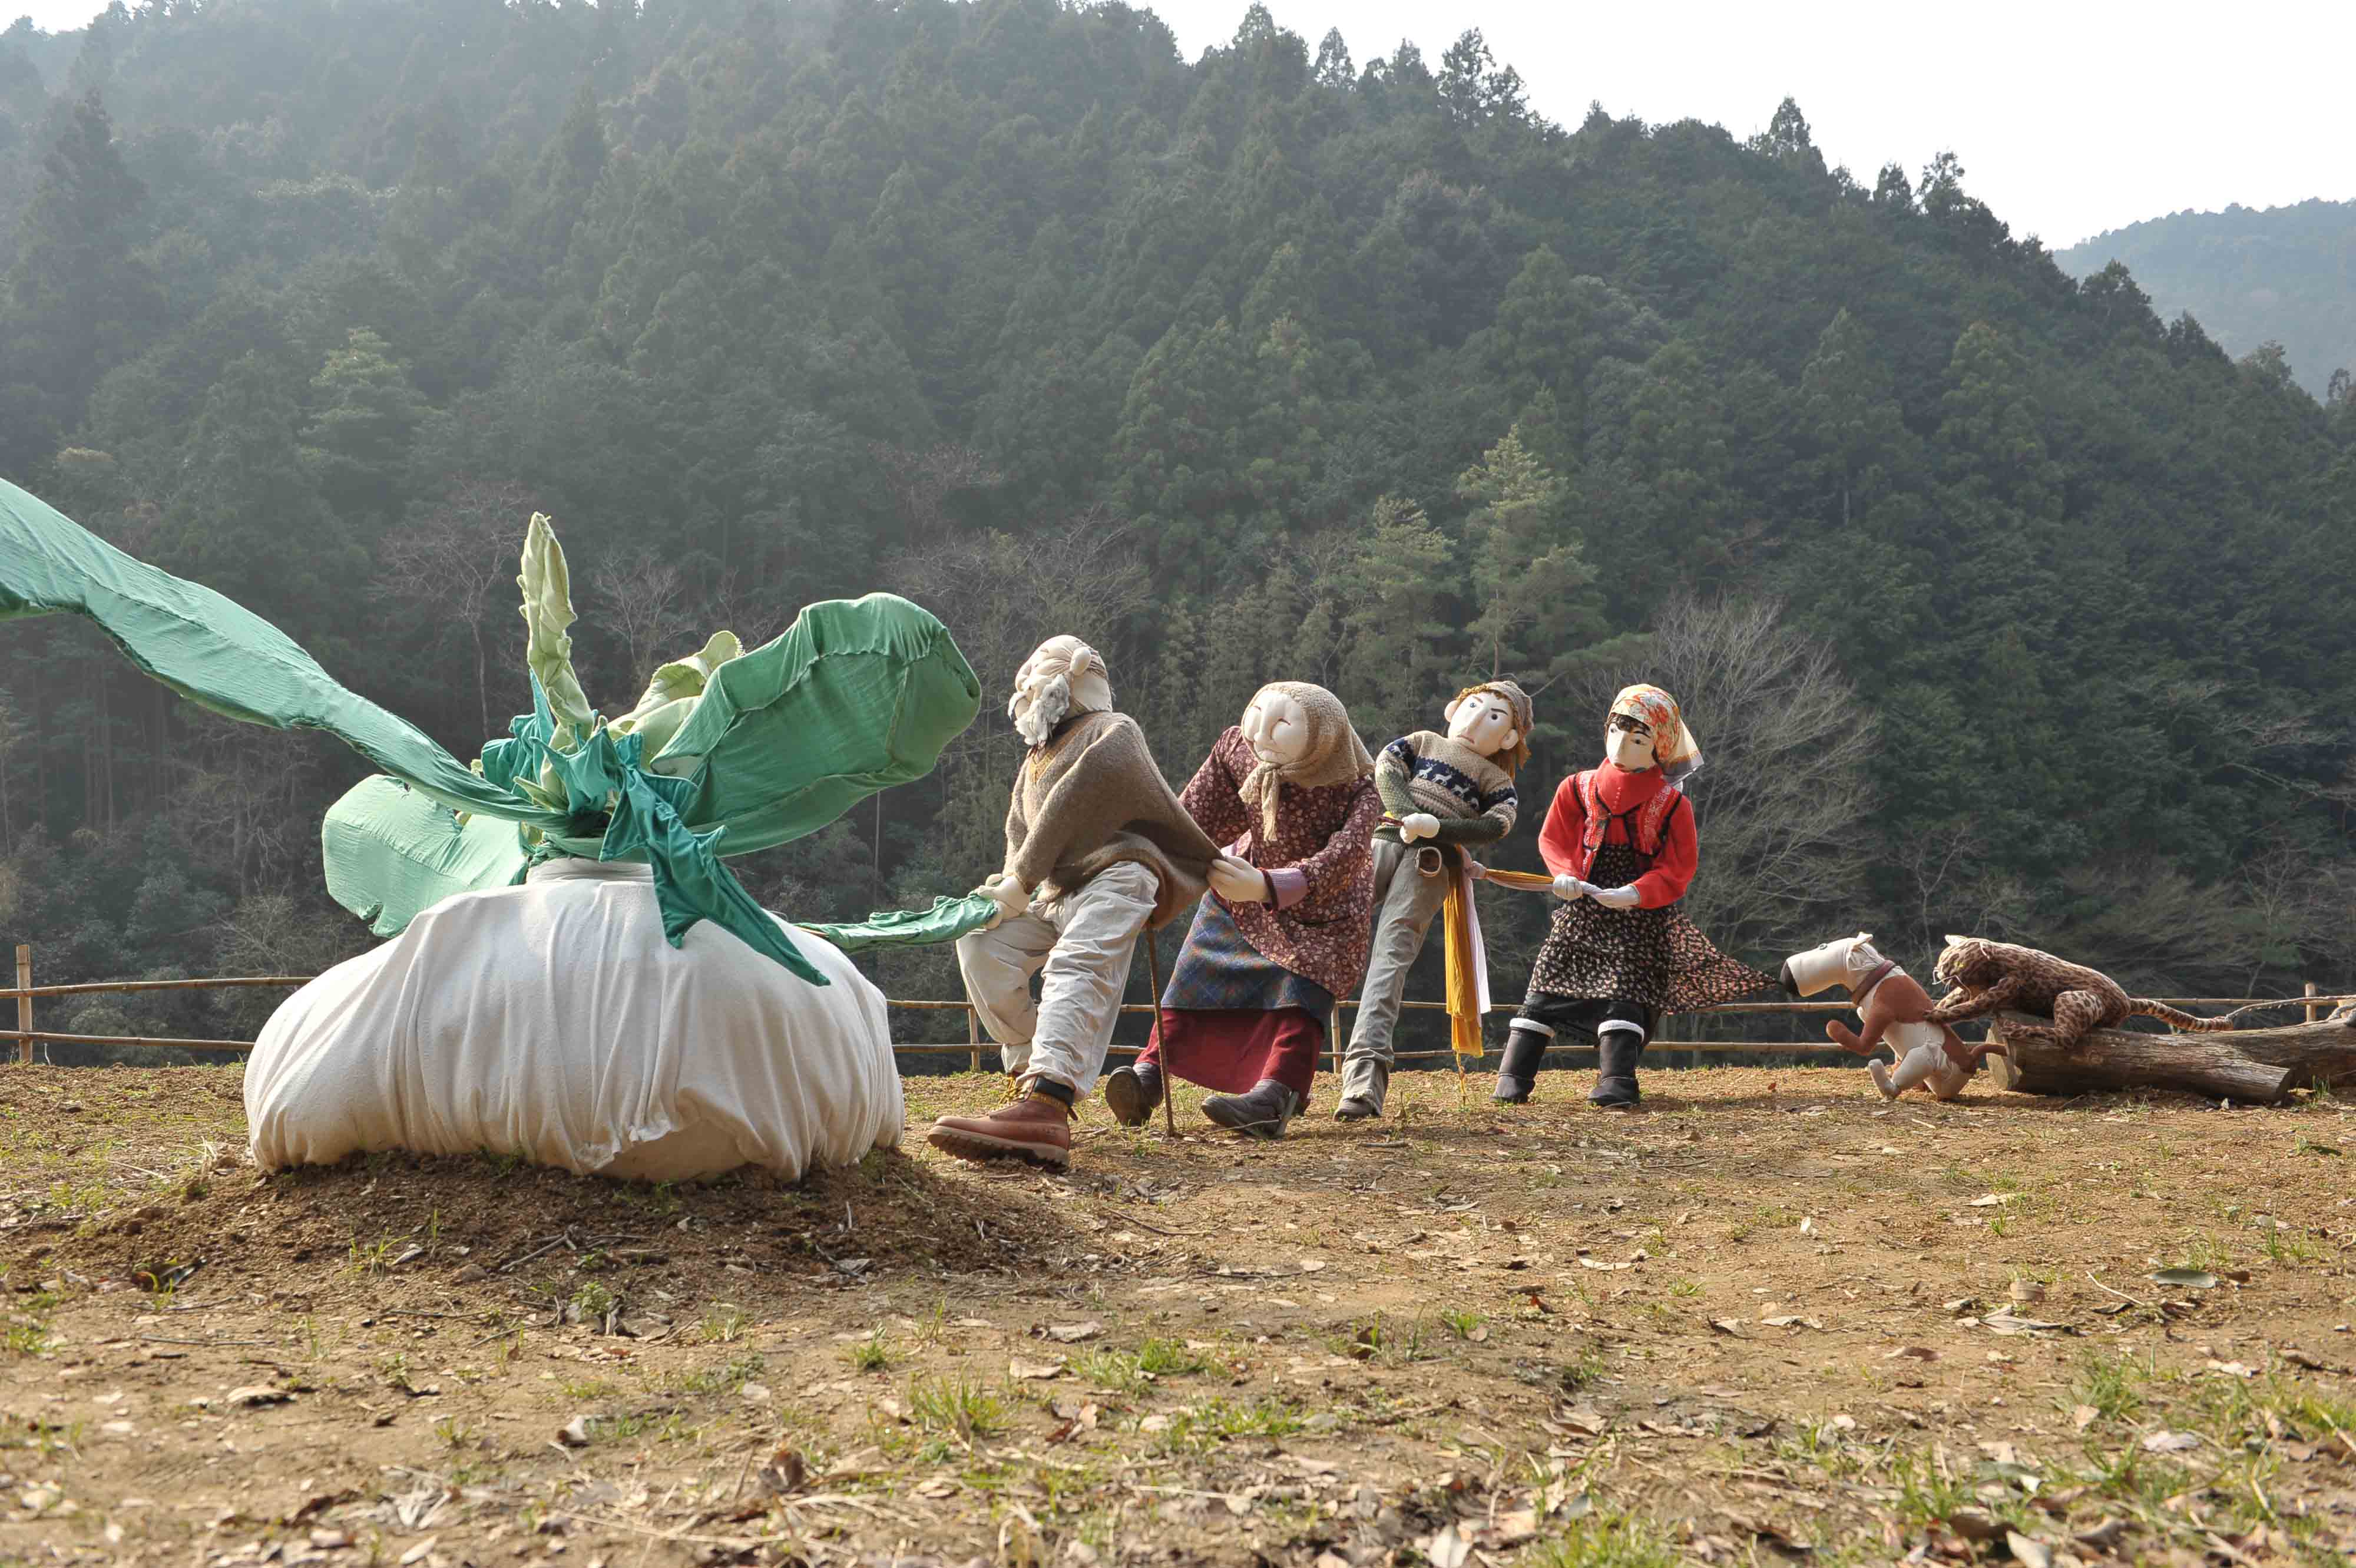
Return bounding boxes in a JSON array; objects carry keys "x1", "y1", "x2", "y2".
[
  {"x1": 1551, "y1": 874, "x2": 1587, "y2": 902},
  {"x1": 975, "y1": 872, "x2": 1030, "y2": 928},
  {"x1": 1209, "y1": 854, "x2": 1272, "y2": 904},
  {"x1": 1586, "y1": 881, "x2": 1642, "y2": 909},
  {"x1": 1399, "y1": 812, "x2": 1441, "y2": 842}
]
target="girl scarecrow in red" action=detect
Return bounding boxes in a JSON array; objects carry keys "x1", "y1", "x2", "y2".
[{"x1": 1491, "y1": 684, "x2": 1773, "y2": 1108}]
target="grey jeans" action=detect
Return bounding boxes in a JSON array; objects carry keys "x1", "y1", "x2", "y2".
[{"x1": 1342, "y1": 838, "x2": 1452, "y2": 1066}]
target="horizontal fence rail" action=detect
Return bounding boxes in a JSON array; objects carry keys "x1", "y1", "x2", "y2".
[{"x1": 6, "y1": 942, "x2": 2344, "y2": 1073}]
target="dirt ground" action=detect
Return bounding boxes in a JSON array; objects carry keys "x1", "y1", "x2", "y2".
[{"x1": 3, "y1": 1063, "x2": 2354, "y2": 1568}]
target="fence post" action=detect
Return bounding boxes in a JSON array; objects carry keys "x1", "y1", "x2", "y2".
[
  {"x1": 967, "y1": 1006, "x2": 981, "y2": 1075},
  {"x1": 15, "y1": 945, "x2": 30, "y2": 1066},
  {"x1": 2305, "y1": 981, "x2": 2321, "y2": 1024}
]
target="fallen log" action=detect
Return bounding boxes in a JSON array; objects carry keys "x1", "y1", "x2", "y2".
[{"x1": 1984, "y1": 1008, "x2": 2356, "y2": 1104}]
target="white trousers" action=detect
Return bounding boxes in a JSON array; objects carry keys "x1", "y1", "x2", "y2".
[{"x1": 955, "y1": 860, "x2": 1159, "y2": 1100}]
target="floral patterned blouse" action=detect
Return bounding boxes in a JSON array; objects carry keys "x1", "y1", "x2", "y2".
[{"x1": 1177, "y1": 727, "x2": 1382, "y2": 999}]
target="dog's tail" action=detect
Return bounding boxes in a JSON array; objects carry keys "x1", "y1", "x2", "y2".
[{"x1": 2129, "y1": 999, "x2": 2235, "y2": 1034}]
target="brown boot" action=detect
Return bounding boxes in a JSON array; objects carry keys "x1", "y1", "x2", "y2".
[{"x1": 928, "y1": 1090, "x2": 1073, "y2": 1171}]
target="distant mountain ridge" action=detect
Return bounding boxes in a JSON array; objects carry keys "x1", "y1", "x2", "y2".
[{"x1": 2057, "y1": 199, "x2": 2356, "y2": 400}]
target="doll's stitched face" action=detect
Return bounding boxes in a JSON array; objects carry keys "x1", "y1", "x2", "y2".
[
  {"x1": 1604, "y1": 712, "x2": 1656, "y2": 770},
  {"x1": 1445, "y1": 692, "x2": 1521, "y2": 759},
  {"x1": 1241, "y1": 691, "x2": 1312, "y2": 767}
]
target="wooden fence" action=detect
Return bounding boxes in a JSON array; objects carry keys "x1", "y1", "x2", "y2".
[{"x1": 6, "y1": 942, "x2": 2345, "y2": 1074}]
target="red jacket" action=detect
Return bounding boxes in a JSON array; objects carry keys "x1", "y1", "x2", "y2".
[{"x1": 1535, "y1": 762, "x2": 1697, "y2": 909}]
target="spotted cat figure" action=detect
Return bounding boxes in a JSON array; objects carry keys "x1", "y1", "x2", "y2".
[{"x1": 1922, "y1": 937, "x2": 2235, "y2": 1052}]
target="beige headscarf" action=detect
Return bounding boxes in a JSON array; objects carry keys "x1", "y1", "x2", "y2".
[
  {"x1": 1237, "y1": 680, "x2": 1376, "y2": 838},
  {"x1": 1009, "y1": 635, "x2": 1112, "y2": 746}
]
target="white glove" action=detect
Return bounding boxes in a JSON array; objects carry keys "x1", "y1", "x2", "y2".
[
  {"x1": 1587, "y1": 882, "x2": 1642, "y2": 909},
  {"x1": 1209, "y1": 855, "x2": 1273, "y2": 904},
  {"x1": 1551, "y1": 874, "x2": 1587, "y2": 902},
  {"x1": 974, "y1": 872, "x2": 1029, "y2": 929},
  {"x1": 1399, "y1": 812, "x2": 1441, "y2": 843}
]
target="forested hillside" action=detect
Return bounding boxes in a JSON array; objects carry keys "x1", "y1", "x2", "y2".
[
  {"x1": 2059, "y1": 200, "x2": 2356, "y2": 402},
  {"x1": 1, "y1": 0, "x2": 2352, "y2": 1054}
]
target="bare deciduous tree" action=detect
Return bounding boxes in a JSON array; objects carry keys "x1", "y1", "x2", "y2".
[
  {"x1": 587, "y1": 544, "x2": 694, "y2": 696},
  {"x1": 0, "y1": 687, "x2": 24, "y2": 844},
  {"x1": 1570, "y1": 594, "x2": 1878, "y2": 956},
  {"x1": 885, "y1": 507, "x2": 1153, "y2": 878},
  {"x1": 175, "y1": 737, "x2": 310, "y2": 900},
  {"x1": 373, "y1": 478, "x2": 537, "y2": 737}
]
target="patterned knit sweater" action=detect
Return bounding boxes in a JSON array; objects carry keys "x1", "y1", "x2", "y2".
[{"x1": 1372, "y1": 731, "x2": 1517, "y2": 858}]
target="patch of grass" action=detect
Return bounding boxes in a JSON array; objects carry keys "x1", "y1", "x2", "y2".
[
  {"x1": 43, "y1": 1179, "x2": 108, "y2": 1215},
  {"x1": 1523, "y1": 1508, "x2": 1678, "y2": 1568},
  {"x1": 1558, "y1": 1345, "x2": 1607, "y2": 1394},
  {"x1": 2072, "y1": 1348, "x2": 2152, "y2": 1424},
  {"x1": 378, "y1": 1352, "x2": 416, "y2": 1394},
  {"x1": 1888, "y1": 1448, "x2": 1982, "y2": 1531},
  {"x1": 479, "y1": 1147, "x2": 531, "y2": 1178},
  {"x1": 347, "y1": 1236, "x2": 396, "y2": 1277},
  {"x1": 1440, "y1": 1307, "x2": 1486, "y2": 1339},
  {"x1": 663, "y1": 1353, "x2": 764, "y2": 1397},
  {"x1": 569, "y1": 1281, "x2": 616, "y2": 1322},
  {"x1": 2258, "y1": 1220, "x2": 2320, "y2": 1265},
  {"x1": 697, "y1": 1304, "x2": 749, "y2": 1344},
  {"x1": 1080, "y1": 1335, "x2": 1210, "y2": 1390},
  {"x1": 2180, "y1": 1235, "x2": 2238, "y2": 1273},
  {"x1": 558, "y1": 1378, "x2": 618, "y2": 1401},
  {"x1": 845, "y1": 1331, "x2": 893, "y2": 1373},
  {"x1": 433, "y1": 1415, "x2": 479, "y2": 1449},
  {"x1": 1159, "y1": 1395, "x2": 1307, "y2": 1452},
  {"x1": 1072, "y1": 1348, "x2": 1145, "y2": 1393},
  {"x1": 906, "y1": 1374, "x2": 1004, "y2": 1443},
  {"x1": 2, "y1": 1312, "x2": 52, "y2": 1356},
  {"x1": 1136, "y1": 1337, "x2": 1206, "y2": 1377},
  {"x1": 1772, "y1": 1417, "x2": 1872, "y2": 1480},
  {"x1": 1664, "y1": 1278, "x2": 1700, "y2": 1299}
]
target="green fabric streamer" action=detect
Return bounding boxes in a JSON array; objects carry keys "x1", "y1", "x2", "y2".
[
  {"x1": 800, "y1": 895, "x2": 1004, "y2": 954},
  {"x1": 0, "y1": 477, "x2": 984, "y2": 978}
]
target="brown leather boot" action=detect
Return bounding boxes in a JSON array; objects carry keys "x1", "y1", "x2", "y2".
[{"x1": 928, "y1": 1090, "x2": 1073, "y2": 1170}]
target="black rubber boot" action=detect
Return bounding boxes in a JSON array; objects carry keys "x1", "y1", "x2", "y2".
[
  {"x1": 1103, "y1": 1063, "x2": 1164, "y2": 1128},
  {"x1": 1491, "y1": 1027, "x2": 1550, "y2": 1104},
  {"x1": 1590, "y1": 1030, "x2": 1644, "y2": 1108},
  {"x1": 1202, "y1": 1079, "x2": 1299, "y2": 1140}
]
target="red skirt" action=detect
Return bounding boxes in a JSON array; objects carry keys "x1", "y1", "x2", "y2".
[{"x1": 1137, "y1": 1007, "x2": 1323, "y2": 1101}]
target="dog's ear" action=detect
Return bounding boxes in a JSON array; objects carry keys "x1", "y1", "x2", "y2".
[{"x1": 1943, "y1": 934, "x2": 1969, "y2": 948}]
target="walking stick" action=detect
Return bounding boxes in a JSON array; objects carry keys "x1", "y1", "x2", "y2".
[{"x1": 1141, "y1": 927, "x2": 1176, "y2": 1138}]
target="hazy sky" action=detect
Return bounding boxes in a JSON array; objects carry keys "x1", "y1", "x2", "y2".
[{"x1": 12, "y1": 0, "x2": 2350, "y2": 250}]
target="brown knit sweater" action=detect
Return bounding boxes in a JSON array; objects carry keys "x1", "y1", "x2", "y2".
[{"x1": 1003, "y1": 710, "x2": 1221, "y2": 928}]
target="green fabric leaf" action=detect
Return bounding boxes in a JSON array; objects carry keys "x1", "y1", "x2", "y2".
[{"x1": 801, "y1": 895, "x2": 1003, "y2": 954}]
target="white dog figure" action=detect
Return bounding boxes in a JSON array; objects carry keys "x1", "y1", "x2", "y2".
[{"x1": 1781, "y1": 932, "x2": 1980, "y2": 1101}]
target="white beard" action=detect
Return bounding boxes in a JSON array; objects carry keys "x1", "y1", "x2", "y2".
[{"x1": 1011, "y1": 674, "x2": 1072, "y2": 747}]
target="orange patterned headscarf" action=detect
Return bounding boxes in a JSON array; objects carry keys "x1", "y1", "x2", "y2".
[{"x1": 1609, "y1": 683, "x2": 1702, "y2": 782}]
